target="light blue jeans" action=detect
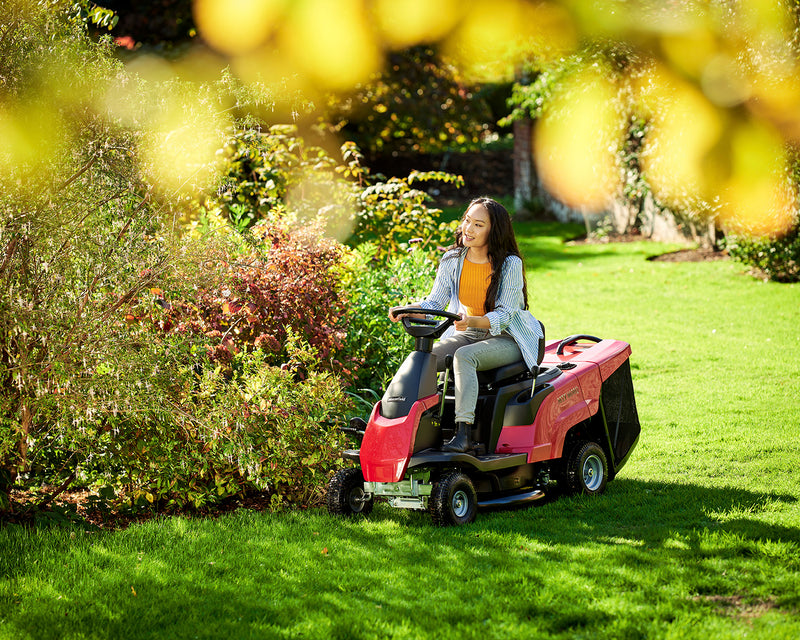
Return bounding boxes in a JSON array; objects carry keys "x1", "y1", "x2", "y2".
[{"x1": 432, "y1": 328, "x2": 523, "y2": 424}]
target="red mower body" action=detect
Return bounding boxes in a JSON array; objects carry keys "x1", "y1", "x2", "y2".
[
  {"x1": 328, "y1": 308, "x2": 641, "y2": 526},
  {"x1": 360, "y1": 394, "x2": 439, "y2": 483},
  {"x1": 495, "y1": 338, "x2": 632, "y2": 462}
]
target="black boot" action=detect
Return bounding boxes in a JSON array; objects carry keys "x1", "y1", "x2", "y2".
[{"x1": 442, "y1": 422, "x2": 472, "y2": 453}]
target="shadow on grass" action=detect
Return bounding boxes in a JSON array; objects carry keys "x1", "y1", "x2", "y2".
[
  {"x1": 479, "y1": 478, "x2": 799, "y2": 543},
  {"x1": 350, "y1": 478, "x2": 799, "y2": 552},
  {"x1": 3, "y1": 479, "x2": 797, "y2": 640}
]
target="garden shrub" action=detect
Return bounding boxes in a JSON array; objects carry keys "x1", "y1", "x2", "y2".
[
  {"x1": 0, "y1": 2, "x2": 182, "y2": 512},
  {"x1": 724, "y1": 224, "x2": 800, "y2": 282},
  {"x1": 78, "y1": 342, "x2": 351, "y2": 512},
  {"x1": 205, "y1": 126, "x2": 461, "y2": 257},
  {"x1": 208, "y1": 125, "x2": 345, "y2": 234},
  {"x1": 0, "y1": 4, "x2": 351, "y2": 516},
  {"x1": 16, "y1": 336, "x2": 351, "y2": 514},
  {"x1": 322, "y1": 45, "x2": 493, "y2": 156},
  {"x1": 7, "y1": 223, "x2": 356, "y2": 516},
  {"x1": 352, "y1": 168, "x2": 462, "y2": 259},
  {"x1": 162, "y1": 218, "x2": 353, "y2": 379},
  {"x1": 339, "y1": 242, "x2": 437, "y2": 393}
]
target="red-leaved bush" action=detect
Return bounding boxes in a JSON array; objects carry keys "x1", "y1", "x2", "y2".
[{"x1": 164, "y1": 220, "x2": 354, "y2": 379}]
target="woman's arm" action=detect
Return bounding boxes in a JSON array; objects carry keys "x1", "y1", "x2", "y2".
[
  {"x1": 416, "y1": 251, "x2": 459, "y2": 312},
  {"x1": 454, "y1": 314, "x2": 490, "y2": 331},
  {"x1": 485, "y1": 255, "x2": 525, "y2": 335}
]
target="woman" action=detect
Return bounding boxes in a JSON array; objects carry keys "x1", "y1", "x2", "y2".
[{"x1": 390, "y1": 197, "x2": 543, "y2": 453}]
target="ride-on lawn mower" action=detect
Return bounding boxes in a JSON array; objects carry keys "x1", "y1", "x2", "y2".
[{"x1": 327, "y1": 307, "x2": 641, "y2": 526}]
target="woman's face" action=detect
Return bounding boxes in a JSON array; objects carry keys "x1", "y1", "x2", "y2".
[{"x1": 462, "y1": 204, "x2": 491, "y2": 250}]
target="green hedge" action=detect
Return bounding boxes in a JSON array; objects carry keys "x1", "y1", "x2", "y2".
[{"x1": 725, "y1": 225, "x2": 800, "y2": 282}]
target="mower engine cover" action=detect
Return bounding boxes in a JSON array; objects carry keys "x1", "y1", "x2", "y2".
[{"x1": 359, "y1": 394, "x2": 439, "y2": 482}]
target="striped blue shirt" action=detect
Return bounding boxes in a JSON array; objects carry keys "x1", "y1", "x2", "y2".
[{"x1": 419, "y1": 248, "x2": 543, "y2": 370}]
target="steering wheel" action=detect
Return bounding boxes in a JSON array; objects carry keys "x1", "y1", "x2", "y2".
[{"x1": 390, "y1": 306, "x2": 462, "y2": 340}]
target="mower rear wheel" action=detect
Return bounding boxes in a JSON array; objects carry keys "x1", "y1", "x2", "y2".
[
  {"x1": 327, "y1": 468, "x2": 373, "y2": 517},
  {"x1": 430, "y1": 472, "x2": 477, "y2": 526},
  {"x1": 565, "y1": 441, "x2": 608, "y2": 496}
]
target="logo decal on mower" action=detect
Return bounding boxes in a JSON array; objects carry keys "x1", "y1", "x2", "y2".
[
  {"x1": 557, "y1": 387, "x2": 580, "y2": 405},
  {"x1": 386, "y1": 396, "x2": 407, "y2": 402}
]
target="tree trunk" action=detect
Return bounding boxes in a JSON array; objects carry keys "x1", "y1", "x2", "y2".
[
  {"x1": 513, "y1": 118, "x2": 534, "y2": 215},
  {"x1": 0, "y1": 398, "x2": 33, "y2": 514}
]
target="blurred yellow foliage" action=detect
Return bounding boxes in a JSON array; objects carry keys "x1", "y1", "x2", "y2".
[
  {"x1": 188, "y1": 0, "x2": 800, "y2": 235},
  {"x1": 372, "y1": 0, "x2": 461, "y2": 48},
  {"x1": 639, "y1": 65, "x2": 724, "y2": 205},
  {"x1": 193, "y1": 0, "x2": 286, "y2": 55},
  {"x1": 534, "y1": 66, "x2": 623, "y2": 210},
  {"x1": 3, "y1": 0, "x2": 799, "y2": 236},
  {"x1": 280, "y1": 0, "x2": 381, "y2": 91}
]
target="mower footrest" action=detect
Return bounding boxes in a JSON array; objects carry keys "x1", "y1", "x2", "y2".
[
  {"x1": 408, "y1": 451, "x2": 528, "y2": 472},
  {"x1": 477, "y1": 489, "x2": 545, "y2": 509},
  {"x1": 341, "y1": 449, "x2": 360, "y2": 462}
]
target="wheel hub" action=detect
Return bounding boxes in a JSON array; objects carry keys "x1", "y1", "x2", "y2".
[
  {"x1": 583, "y1": 454, "x2": 603, "y2": 491},
  {"x1": 452, "y1": 489, "x2": 469, "y2": 518},
  {"x1": 348, "y1": 488, "x2": 367, "y2": 512}
]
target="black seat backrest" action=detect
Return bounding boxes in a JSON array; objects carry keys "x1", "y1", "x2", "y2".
[{"x1": 536, "y1": 319, "x2": 545, "y2": 367}]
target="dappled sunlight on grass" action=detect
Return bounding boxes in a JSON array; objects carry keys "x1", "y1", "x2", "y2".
[{"x1": 3, "y1": 475, "x2": 798, "y2": 638}]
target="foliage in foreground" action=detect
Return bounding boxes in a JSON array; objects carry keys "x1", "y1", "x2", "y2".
[
  {"x1": 1, "y1": 2, "x2": 458, "y2": 516},
  {"x1": 0, "y1": 2, "x2": 172, "y2": 511}
]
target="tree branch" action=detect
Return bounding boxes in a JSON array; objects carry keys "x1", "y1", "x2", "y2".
[
  {"x1": 0, "y1": 238, "x2": 18, "y2": 278},
  {"x1": 37, "y1": 471, "x2": 77, "y2": 508},
  {"x1": 57, "y1": 153, "x2": 98, "y2": 192}
]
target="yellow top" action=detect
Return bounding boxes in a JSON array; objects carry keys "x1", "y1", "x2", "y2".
[{"x1": 459, "y1": 258, "x2": 491, "y2": 317}]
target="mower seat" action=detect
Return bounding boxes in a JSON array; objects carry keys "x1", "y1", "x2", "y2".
[
  {"x1": 476, "y1": 320, "x2": 546, "y2": 388},
  {"x1": 477, "y1": 360, "x2": 529, "y2": 386}
]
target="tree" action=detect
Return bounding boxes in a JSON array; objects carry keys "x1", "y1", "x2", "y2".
[
  {"x1": 0, "y1": 2, "x2": 179, "y2": 510},
  {"x1": 322, "y1": 46, "x2": 493, "y2": 158}
]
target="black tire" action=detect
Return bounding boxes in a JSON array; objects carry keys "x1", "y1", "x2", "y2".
[
  {"x1": 565, "y1": 441, "x2": 608, "y2": 496},
  {"x1": 327, "y1": 468, "x2": 373, "y2": 517},
  {"x1": 429, "y1": 471, "x2": 477, "y2": 526}
]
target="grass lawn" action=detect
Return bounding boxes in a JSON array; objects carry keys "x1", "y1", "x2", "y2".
[{"x1": 2, "y1": 221, "x2": 799, "y2": 639}]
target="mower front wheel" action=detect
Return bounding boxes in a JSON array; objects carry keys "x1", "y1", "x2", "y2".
[
  {"x1": 327, "y1": 468, "x2": 373, "y2": 517},
  {"x1": 565, "y1": 441, "x2": 608, "y2": 496},
  {"x1": 430, "y1": 471, "x2": 477, "y2": 526}
]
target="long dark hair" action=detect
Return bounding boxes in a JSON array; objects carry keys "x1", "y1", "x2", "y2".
[{"x1": 447, "y1": 197, "x2": 529, "y2": 311}]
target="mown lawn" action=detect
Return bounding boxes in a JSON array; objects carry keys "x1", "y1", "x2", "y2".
[{"x1": 1, "y1": 222, "x2": 798, "y2": 639}]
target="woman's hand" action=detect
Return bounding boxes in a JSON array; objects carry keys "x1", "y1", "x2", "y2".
[
  {"x1": 454, "y1": 314, "x2": 490, "y2": 331},
  {"x1": 388, "y1": 306, "x2": 426, "y2": 322}
]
